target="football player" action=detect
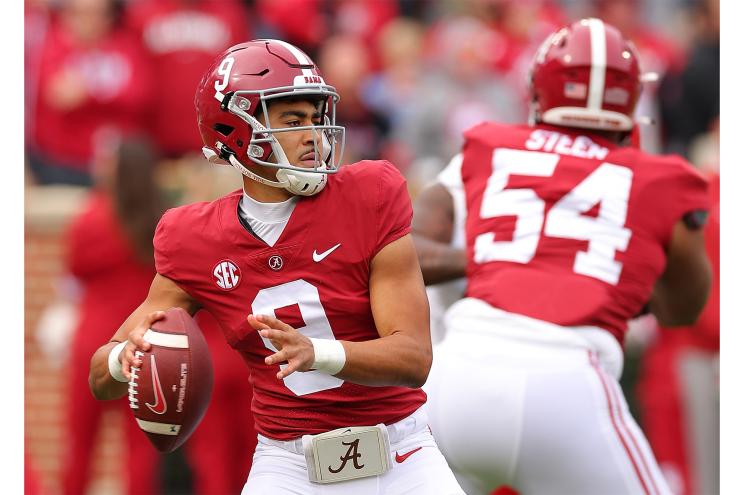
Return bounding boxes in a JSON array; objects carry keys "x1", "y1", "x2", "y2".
[
  {"x1": 88, "y1": 39, "x2": 464, "y2": 495},
  {"x1": 413, "y1": 19, "x2": 711, "y2": 495}
]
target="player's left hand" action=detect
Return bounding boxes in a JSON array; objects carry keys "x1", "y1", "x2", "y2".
[{"x1": 247, "y1": 314, "x2": 315, "y2": 380}]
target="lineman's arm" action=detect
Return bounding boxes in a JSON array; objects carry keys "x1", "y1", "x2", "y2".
[
  {"x1": 648, "y1": 219, "x2": 712, "y2": 326},
  {"x1": 411, "y1": 183, "x2": 466, "y2": 285},
  {"x1": 250, "y1": 234, "x2": 432, "y2": 388},
  {"x1": 88, "y1": 274, "x2": 199, "y2": 400}
]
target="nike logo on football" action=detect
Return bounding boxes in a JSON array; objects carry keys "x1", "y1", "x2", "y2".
[
  {"x1": 395, "y1": 447, "x2": 422, "y2": 463},
  {"x1": 145, "y1": 354, "x2": 167, "y2": 415},
  {"x1": 313, "y1": 243, "x2": 341, "y2": 262}
]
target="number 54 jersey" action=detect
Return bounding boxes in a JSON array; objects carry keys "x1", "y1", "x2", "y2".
[
  {"x1": 153, "y1": 160, "x2": 426, "y2": 440},
  {"x1": 459, "y1": 122, "x2": 709, "y2": 343}
]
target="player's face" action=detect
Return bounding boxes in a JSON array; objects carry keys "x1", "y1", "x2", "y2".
[{"x1": 263, "y1": 99, "x2": 324, "y2": 169}]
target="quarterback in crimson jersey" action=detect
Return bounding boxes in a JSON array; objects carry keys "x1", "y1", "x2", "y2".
[
  {"x1": 89, "y1": 39, "x2": 464, "y2": 494},
  {"x1": 154, "y1": 160, "x2": 425, "y2": 438},
  {"x1": 413, "y1": 19, "x2": 711, "y2": 495}
]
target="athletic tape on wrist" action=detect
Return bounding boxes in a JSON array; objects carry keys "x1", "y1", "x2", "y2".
[
  {"x1": 310, "y1": 338, "x2": 346, "y2": 375},
  {"x1": 108, "y1": 341, "x2": 129, "y2": 383}
]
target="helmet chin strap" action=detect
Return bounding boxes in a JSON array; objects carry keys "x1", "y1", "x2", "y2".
[
  {"x1": 227, "y1": 154, "x2": 289, "y2": 189},
  {"x1": 228, "y1": 154, "x2": 328, "y2": 197}
]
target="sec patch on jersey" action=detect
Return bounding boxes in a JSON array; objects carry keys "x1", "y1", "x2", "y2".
[{"x1": 128, "y1": 307, "x2": 214, "y2": 453}]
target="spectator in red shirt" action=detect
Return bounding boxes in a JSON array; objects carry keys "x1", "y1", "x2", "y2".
[
  {"x1": 25, "y1": 0, "x2": 52, "y2": 146},
  {"x1": 126, "y1": 0, "x2": 250, "y2": 158},
  {"x1": 28, "y1": 0, "x2": 154, "y2": 186},
  {"x1": 62, "y1": 136, "x2": 164, "y2": 495},
  {"x1": 328, "y1": 0, "x2": 399, "y2": 70},
  {"x1": 254, "y1": 0, "x2": 326, "y2": 57}
]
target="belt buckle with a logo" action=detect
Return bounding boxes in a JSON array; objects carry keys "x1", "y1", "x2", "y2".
[{"x1": 302, "y1": 425, "x2": 392, "y2": 484}]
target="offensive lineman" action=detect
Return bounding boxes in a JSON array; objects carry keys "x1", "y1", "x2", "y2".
[
  {"x1": 413, "y1": 19, "x2": 711, "y2": 495},
  {"x1": 89, "y1": 40, "x2": 464, "y2": 495}
]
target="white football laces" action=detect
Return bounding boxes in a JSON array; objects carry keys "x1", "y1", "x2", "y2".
[{"x1": 128, "y1": 350, "x2": 144, "y2": 410}]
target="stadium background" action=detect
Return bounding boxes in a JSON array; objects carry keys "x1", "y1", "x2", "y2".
[{"x1": 24, "y1": 0, "x2": 719, "y2": 494}]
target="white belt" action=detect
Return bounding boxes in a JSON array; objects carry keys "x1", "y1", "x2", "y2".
[{"x1": 257, "y1": 406, "x2": 428, "y2": 455}]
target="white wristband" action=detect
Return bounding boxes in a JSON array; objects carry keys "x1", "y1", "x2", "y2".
[
  {"x1": 108, "y1": 341, "x2": 129, "y2": 383},
  {"x1": 310, "y1": 338, "x2": 346, "y2": 375}
]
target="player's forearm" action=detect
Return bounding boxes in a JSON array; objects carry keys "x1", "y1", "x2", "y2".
[
  {"x1": 89, "y1": 342, "x2": 129, "y2": 401},
  {"x1": 650, "y1": 261, "x2": 711, "y2": 326},
  {"x1": 650, "y1": 277, "x2": 711, "y2": 327},
  {"x1": 651, "y1": 222, "x2": 712, "y2": 326},
  {"x1": 88, "y1": 275, "x2": 199, "y2": 401},
  {"x1": 412, "y1": 234, "x2": 466, "y2": 285},
  {"x1": 336, "y1": 332, "x2": 432, "y2": 388}
]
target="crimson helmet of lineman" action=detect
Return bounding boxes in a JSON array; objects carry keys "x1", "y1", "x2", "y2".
[
  {"x1": 195, "y1": 39, "x2": 346, "y2": 196},
  {"x1": 528, "y1": 18, "x2": 645, "y2": 132}
]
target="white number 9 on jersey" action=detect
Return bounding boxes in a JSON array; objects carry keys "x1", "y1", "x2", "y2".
[
  {"x1": 475, "y1": 148, "x2": 633, "y2": 285},
  {"x1": 252, "y1": 279, "x2": 344, "y2": 396}
]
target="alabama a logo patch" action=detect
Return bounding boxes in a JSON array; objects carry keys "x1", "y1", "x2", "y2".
[
  {"x1": 268, "y1": 255, "x2": 284, "y2": 271},
  {"x1": 213, "y1": 259, "x2": 241, "y2": 290}
]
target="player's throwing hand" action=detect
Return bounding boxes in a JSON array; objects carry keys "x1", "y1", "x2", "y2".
[
  {"x1": 247, "y1": 314, "x2": 315, "y2": 380},
  {"x1": 120, "y1": 311, "x2": 164, "y2": 379}
]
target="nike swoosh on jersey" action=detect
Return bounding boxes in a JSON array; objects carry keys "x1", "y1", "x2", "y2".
[
  {"x1": 312, "y1": 243, "x2": 341, "y2": 262},
  {"x1": 395, "y1": 447, "x2": 422, "y2": 463},
  {"x1": 145, "y1": 354, "x2": 168, "y2": 415}
]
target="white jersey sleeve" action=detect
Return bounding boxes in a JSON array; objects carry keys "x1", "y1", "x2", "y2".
[
  {"x1": 426, "y1": 153, "x2": 467, "y2": 345},
  {"x1": 436, "y1": 153, "x2": 466, "y2": 250}
]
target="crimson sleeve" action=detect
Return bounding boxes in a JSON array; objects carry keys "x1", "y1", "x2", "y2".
[
  {"x1": 640, "y1": 158, "x2": 710, "y2": 248},
  {"x1": 153, "y1": 208, "x2": 178, "y2": 278},
  {"x1": 153, "y1": 204, "x2": 207, "y2": 303},
  {"x1": 372, "y1": 161, "x2": 413, "y2": 258}
]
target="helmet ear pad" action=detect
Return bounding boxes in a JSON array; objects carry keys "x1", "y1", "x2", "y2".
[
  {"x1": 243, "y1": 102, "x2": 274, "y2": 162},
  {"x1": 247, "y1": 140, "x2": 273, "y2": 162}
]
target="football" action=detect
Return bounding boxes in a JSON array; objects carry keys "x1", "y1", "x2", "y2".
[{"x1": 128, "y1": 307, "x2": 214, "y2": 453}]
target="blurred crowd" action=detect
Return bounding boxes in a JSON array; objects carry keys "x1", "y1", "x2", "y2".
[
  {"x1": 25, "y1": 0, "x2": 719, "y2": 188},
  {"x1": 24, "y1": 0, "x2": 720, "y2": 494}
]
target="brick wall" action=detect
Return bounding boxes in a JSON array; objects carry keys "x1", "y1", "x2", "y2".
[{"x1": 25, "y1": 186, "x2": 123, "y2": 495}]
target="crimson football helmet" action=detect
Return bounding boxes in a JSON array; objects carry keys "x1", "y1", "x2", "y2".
[
  {"x1": 195, "y1": 39, "x2": 345, "y2": 196},
  {"x1": 528, "y1": 18, "x2": 642, "y2": 132}
]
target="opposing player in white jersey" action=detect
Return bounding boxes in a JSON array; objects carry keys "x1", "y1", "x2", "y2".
[
  {"x1": 88, "y1": 39, "x2": 464, "y2": 494},
  {"x1": 413, "y1": 19, "x2": 711, "y2": 495}
]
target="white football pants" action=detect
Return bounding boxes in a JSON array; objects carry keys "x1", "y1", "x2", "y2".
[
  {"x1": 424, "y1": 298, "x2": 672, "y2": 495},
  {"x1": 241, "y1": 407, "x2": 465, "y2": 494}
]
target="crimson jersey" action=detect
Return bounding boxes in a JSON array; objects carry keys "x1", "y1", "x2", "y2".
[
  {"x1": 154, "y1": 160, "x2": 425, "y2": 440},
  {"x1": 459, "y1": 123, "x2": 709, "y2": 342}
]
